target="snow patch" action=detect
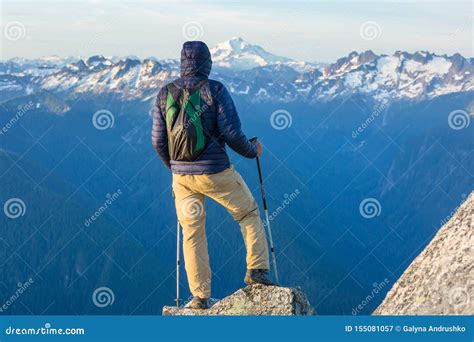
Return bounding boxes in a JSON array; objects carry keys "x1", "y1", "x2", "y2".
[
  {"x1": 375, "y1": 57, "x2": 400, "y2": 84},
  {"x1": 344, "y1": 71, "x2": 363, "y2": 88}
]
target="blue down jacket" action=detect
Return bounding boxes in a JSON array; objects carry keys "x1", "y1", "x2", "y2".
[{"x1": 152, "y1": 41, "x2": 257, "y2": 174}]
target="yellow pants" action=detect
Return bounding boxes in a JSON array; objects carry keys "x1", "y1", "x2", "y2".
[{"x1": 172, "y1": 166, "x2": 269, "y2": 299}]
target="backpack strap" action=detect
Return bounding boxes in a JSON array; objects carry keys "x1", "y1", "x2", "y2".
[
  {"x1": 165, "y1": 83, "x2": 180, "y2": 128},
  {"x1": 185, "y1": 82, "x2": 208, "y2": 152}
]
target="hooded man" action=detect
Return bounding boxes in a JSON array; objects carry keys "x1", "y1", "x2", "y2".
[{"x1": 152, "y1": 41, "x2": 273, "y2": 309}]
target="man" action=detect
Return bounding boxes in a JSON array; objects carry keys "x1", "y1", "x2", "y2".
[{"x1": 152, "y1": 41, "x2": 273, "y2": 309}]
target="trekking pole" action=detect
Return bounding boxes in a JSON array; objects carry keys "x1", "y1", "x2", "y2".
[
  {"x1": 176, "y1": 219, "x2": 181, "y2": 307},
  {"x1": 250, "y1": 137, "x2": 279, "y2": 284}
]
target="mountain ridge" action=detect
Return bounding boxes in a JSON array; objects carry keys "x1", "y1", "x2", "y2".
[
  {"x1": 1, "y1": 38, "x2": 472, "y2": 104},
  {"x1": 0, "y1": 64, "x2": 472, "y2": 315}
]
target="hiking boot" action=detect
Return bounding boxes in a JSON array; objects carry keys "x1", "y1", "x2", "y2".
[
  {"x1": 185, "y1": 296, "x2": 211, "y2": 310},
  {"x1": 244, "y1": 269, "x2": 276, "y2": 286}
]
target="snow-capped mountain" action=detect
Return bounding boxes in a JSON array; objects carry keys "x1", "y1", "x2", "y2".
[
  {"x1": 0, "y1": 39, "x2": 472, "y2": 103},
  {"x1": 304, "y1": 50, "x2": 473, "y2": 101},
  {"x1": 4, "y1": 56, "x2": 80, "y2": 77},
  {"x1": 211, "y1": 37, "x2": 300, "y2": 70}
]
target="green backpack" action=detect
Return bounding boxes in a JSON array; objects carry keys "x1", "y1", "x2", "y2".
[{"x1": 165, "y1": 80, "x2": 207, "y2": 161}]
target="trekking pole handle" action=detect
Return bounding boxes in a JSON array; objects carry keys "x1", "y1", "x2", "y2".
[{"x1": 250, "y1": 137, "x2": 268, "y2": 210}]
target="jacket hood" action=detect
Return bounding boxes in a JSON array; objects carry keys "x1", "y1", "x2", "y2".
[{"x1": 180, "y1": 41, "x2": 212, "y2": 78}]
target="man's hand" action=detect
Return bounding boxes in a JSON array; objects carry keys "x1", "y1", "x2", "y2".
[{"x1": 252, "y1": 140, "x2": 263, "y2": 156}]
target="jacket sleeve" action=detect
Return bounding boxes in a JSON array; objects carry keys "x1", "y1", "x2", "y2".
[
  {"x1": 151, "y1": 87, "x2": 171, "y2": 169},
  {"x1": 215, "y1": 84, "x2": 257, "y2": 158}
]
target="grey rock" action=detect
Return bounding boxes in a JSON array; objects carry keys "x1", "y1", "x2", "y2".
[
  {"x1": 374, "y1": 192, "x2": 473, "y2": 315},
  {"x1": 162, "y1": 284, "x2": 315, "y2": 316}
]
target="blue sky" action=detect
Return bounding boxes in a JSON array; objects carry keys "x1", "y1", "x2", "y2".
[{"x1": 1, "y1": 0, "x2": 472, "y2": 62}]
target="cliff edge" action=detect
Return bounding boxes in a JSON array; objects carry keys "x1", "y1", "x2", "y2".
[{"x1": 374, "y1": 192, "x2": 473, "y2": 315}]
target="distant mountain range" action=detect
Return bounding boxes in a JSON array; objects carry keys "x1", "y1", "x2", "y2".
[{"x1": 1, "y1": 37, "x2": 472, "y2": 103}]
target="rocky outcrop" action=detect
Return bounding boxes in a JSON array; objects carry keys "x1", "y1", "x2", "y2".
[
  {"x1": 374, "y1": 192, "x2": 473, "y2": 315},
  {"x1": 162, "y1": 284, "x2": 315, "y2": 316}
]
